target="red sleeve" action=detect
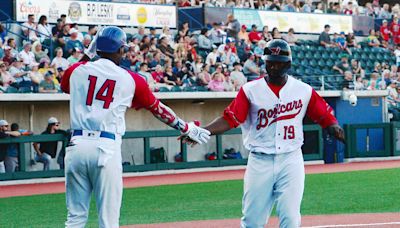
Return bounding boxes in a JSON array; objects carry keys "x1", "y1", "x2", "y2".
[
  {"x1": 223, "y1": 88, "x2": 250, "y2": 128},
  {"x1": 128, "y1": 71, "x2": 157, "y2": 110},
  {"x1": 60, "y1": 61, "x2": 87, "y2": 94},
  {"x1": 306, "y1": 89, "x2": 338, "y2": 128}
]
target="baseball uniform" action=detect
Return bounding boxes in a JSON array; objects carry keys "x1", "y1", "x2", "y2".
[{"x1": 223, "y1": 76, "x2": 337, "y2": 227}]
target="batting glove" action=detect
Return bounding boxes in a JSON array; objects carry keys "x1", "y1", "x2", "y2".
[
  {"x1": 84, "y1": 27, "x2": 101, "y2": 59},
  {"x1": 182, "y1": 121, "x2": 211, "y2": 145}
]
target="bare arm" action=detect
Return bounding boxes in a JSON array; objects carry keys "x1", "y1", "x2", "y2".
[
  {"x1": 204, "y1": 117, "x2": 232, "y2": 135},
  {"x1": 33, "y1": 142, "x2": 42, "y2": 155},
  {"x1": 6, "y1": 131, "x2": 21, "y2": 137}
]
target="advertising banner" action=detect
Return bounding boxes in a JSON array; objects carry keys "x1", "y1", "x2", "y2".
[
  {"x1": 15, "y1": 0, "x2": 177, "y2": 28},
  {"x1": 234, "y1": 9, "x2": 353, "y2": 34}
]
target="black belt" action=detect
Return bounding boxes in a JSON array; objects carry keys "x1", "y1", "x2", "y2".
[{"x1": 72, "y1": 130, "x2": 115, "y2": 140}]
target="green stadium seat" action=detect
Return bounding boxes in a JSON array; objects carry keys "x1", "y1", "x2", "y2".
[
  {"x1": 300, "y1": 59, "x2": 308, "y2": 66},
  {"x1": 314, "y1": 52, "x2": 322, "y2": 60},
  {"x1": 353, "y1": 53, "x2": 361, "y2": 60},
  {"x1": 196, "y1": 86, "x2": 209, "y2": 92},
  {"x1": 309, "y1": 59, "x2": 318, "y2": 67},
  {"x1": 170, "y1": 86, "x2": 182, "y2": 92},
  {"x1": 305, "y1": 52, "x2": 313, "y2": 60},
  {"x1": 366, "y1": 61, "x2": 374, "y2": 69},
  {"x1": 305, "y1": 68, "x2": 314, "y2": 76},
  {"x1": 376, "y1": 53, "x2": 384, "y2": 61},
  {"x1": 6, "y1": 87, "x2": 18, "y2": 93},
  {"x1": 329, "y1": 52, "x2": 338, "y2": 60},
  {"x1": 182, "y1": 86, "x2": 197, "y2": 92},
  {"x1": 371, "y1": 47, "x2": 380, "y2": 53},
  {"x1": 318, "y1": 59, "x2": 326, "y2": 67},
  {"x1": 321, "y1": 52, "x2": 330, "y2": 60},
  {"x1": 368, "y1": 53, "x2": 376, "y2": 61},
  {"x1": 158, "y1": 87, "x2": 170, "y2": 92},
  {"x1": 296, "y1": 51, "x2": 305, "y2": 59},
  {"x1": 360, "y1": 53, "x2": 368, "y2": 60},
  {"x1": 326, "y1": 59, "x2": 334, "y2": 68}
]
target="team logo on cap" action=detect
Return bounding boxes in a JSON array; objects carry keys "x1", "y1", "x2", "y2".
[{"x1": 270, "y1": 47, "x2": 281, "y2": 55}]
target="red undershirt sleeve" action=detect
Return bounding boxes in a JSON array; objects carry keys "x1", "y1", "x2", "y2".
[{"x1": 223, "y1": 88, "x2": 250, "y2": 128}]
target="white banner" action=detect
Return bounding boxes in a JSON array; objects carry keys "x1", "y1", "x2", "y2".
[
  {"x1": 234, "y1": 9, "x2": 353, "y2": 34},
  {"x1": 15, "y1": 0, "x2": 177, "y2": 28}
]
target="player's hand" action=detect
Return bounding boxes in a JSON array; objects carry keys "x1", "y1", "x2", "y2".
[
  {"x1": 84, "y1": 28, "x2": 101, "y2": 59},
  {"x1": 180, "y1": 121, "x2": 211, "y2": 147},
  {"x1": 327, "y1": 124, "x2": 345, "y2": 144}
]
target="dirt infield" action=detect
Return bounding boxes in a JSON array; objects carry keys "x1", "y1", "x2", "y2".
[
  {"x1": 1, "y1": 160, "x2": 400, "y2": 198},
  {"x1": 126, "y1": 213, "x2": 400, "y2": 228}
]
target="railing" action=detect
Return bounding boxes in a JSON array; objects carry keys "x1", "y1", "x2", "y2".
[
  {"x1": 0, "y1": 125, "x2": 323, "y2": 181},
  {"x1": 0, "y1": 9, "x2": 55, "y2": 59}
]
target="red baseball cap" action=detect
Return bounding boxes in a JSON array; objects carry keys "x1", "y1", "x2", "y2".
[{"x1": 241, "y1": 25, "x2": 247, "y2": 30}]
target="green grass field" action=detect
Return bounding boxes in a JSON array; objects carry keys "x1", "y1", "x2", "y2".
[{"x1": 1, "y1": 168, "x2": 399, "y2": 227}]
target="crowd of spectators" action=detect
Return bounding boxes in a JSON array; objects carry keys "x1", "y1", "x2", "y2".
[{"x1": 177, "y1": 0, "x2": 400, "y2": 18}]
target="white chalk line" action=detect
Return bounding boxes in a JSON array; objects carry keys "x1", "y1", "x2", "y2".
[{"x1": 302, "y1": 221, "x2": 400, "y2": 228}]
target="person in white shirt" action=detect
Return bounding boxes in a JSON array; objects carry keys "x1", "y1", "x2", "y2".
[
  {"x1": 37, "y1": 15, "x2": 52, "y2": 39},
  {"x1": 314, "y1": 3, "x2": 324, "y2": 13},
  {"x1": 51, "y1": 47, "x2": 69, "y2": 70},
  {"x1": 137, "y1": 62, "x2": 158, "y2": 91},
  {"x1": 230, "y1": 62, "x2": 247, "y2": 91},
  {"x1": 395, "y1": 44, "x2": 400, "y2": 68},
  {"x1": 206, "y1": 45, "x2": 219, "y2": 66},
  {"x1": 18, "y1": 42, "x2": 37, "y2": 67},
  {"x1": 22, "y1": 14, "x2": 38, "y2": 42}
]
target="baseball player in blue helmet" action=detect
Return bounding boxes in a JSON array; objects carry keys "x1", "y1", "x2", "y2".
[
  {"x1": 183, "y1": 39, "x2": 345, "y2": 227},
  {"x1": 62, "y1": 26, "x2": 210, "y2": 227}
]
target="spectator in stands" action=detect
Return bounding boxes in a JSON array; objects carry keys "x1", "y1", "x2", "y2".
[
  {"x1": 342, "y1": 71, "x2": 355, "y2": 90},
  {"x1": 151, "y1": 65, "x2": 165, "y2": 83},
  {"x1": 367, "y1": 29, "x2": 381, "y2": 47},
  {"x1": 395, "y1": 44, "x2": 400, "y2": 67},
  {"x1": 51, "y1": 19, "x2": 63, "y2": 37},
  {"x1": 37, "y1": 15, "x2": 52, "y2": 39},
  {"x1": 327, "y1": 2, "x2": 340, "y2": 14},
  {"x1": 6, "y1": 38, "x2": 18, "y2": 58},
  {"x1": 159, "y1": 37, "x2": 175, "y2": 60},
  {"x1": 179, "y1": 0, "x2": 192, "y2": 7},
  {"x1": 9, "y1": 58, "x2": 33, "y2": 90},
  {"x1": 379, "y1": 3, "x2": 392, "y2": 19},
  {"x1": 373, "y1": 62, "x2": 383, "y2": 74},
  {"x1": 261, "y1": 26, "x2": 273, "y2": 42},
  {"x1": 314, "y1": 3, "x2": 324, "y2": 13},
  {"x1": 208, "y1": 64, "x2": 225, "y2": 91},
  {"x1": 198, "y1": 28, "x2": 213, "y2": 57},
  {"x1": 193, "y1": 56, "x2": 204, "y2": 75},
  {"x1": 342, "y1": 1, "x2": 354, "y2": 15},
  {"x1": 138, "y1": 62, "x2": 157, "y2": 91},
  {"x1": 60, "y1": 14, "x2": 67, "y2": 25},
  {"x1": 56, "y1": 24, "x2": 71, "y2": 51},
  {"x1": 272, "y1": 27, "x2": 282, "y2": 39},
  {"x1": 18, "y1": 42, "x2": 37, "y2": 67},
  {"x1": 387, "y1": 80, "x2": 400, "y2": 120},
  {"x1": 198, "y1": 64, "x2": 211, "y2": 86},
  {"x1": 230, "y1": 62, "x2": 246, "y2": 91},
  {"x1": 33, "y1": 117, "x2": 68, "y2": 170},
  {"x1": 38, "y1": 58, "x2": 52, "y2": 76},
  {"x1": 346, "y1": 32, "x2": 360, "y2": 48},
  {"x1": 336, "y1": 32, "x2": 352, "y2": 55},
  {"x1": 0, "y1": 61, "x2": 15, "y2": 90},
  {"x1": 149, "y1": 27, "x2": 158, "y2": 39},
  {"x1": 282, "y1": 0, "x2": 297, "y2": 12},
  {"x1": 243, "y1": 52, "x2": 260, "y2": 80},
  {"x1": 164, "y1": 65, "x2": 181, "y2": 86},
  {"x1": 206, "y1": 45, "x2": 219, "y2": 67},
  {"x1": 0, "y1": 120, "x2": 21, "y2": 173},
  {"x1": 269, "y1": 0, "x2": 281, "y2": 10},
  {"x1": 220, "y1": 43, "x2": 240, "y2": 68},
  {"x1": 0, "y1": 23, "x2": 5, "y2": 43},
  {"x1": 363, "y1": 2, "x2": 376, "y2": 17},
  {"x1": 70, "y1": 24, "x2": 84, "y2": 42},
  {"x1": 381, "y1": 69, "x2": 392, "y2": 87},
  {"x1": 390, "y1": 16, "x2": 400, "y2": 46},
  {"x1": 238, "y1": 25, "x2": 250, "y2": 44},
  {"x1": 135, "y1": 26, "x2": 146, "y2": 41},
  {"x1": 354, "y1": 75, "x2": 365, "y2": 90},
  {"x1": 254, "y1": 40, "x2": 267, "y2": 58},
  {"x1": 22, "y1": 14, "x2": 38, "y2": 42},
  {"x1": 159, "y1": 26, "x2": 174, "y2": 46},
  {"x1": 283, "y1": 28, "x2": 298, "y2": 46},
  {"x1": 380, "y1": 20, "x2": 391, "y2": 48},
  {"x1": 351, "y1": 59, "x2": 364, "y2": 77},
  {"x1": 51, "y1": 47, "x2": 69, "y2": 70},
  {"x1": 226, "y1": 14, "x2": 241, "y2": 39},
  {"x1": 319, "y1": 25, "x2": 334, "y2": 47},
  {"x1": 2, "y1": 46, "x2": 14, "y2": 66},
  {"x1": 67, "y1": 48, "x2": 81, "y2": 65},
  {"x1": 302, "y1": 0, "x2": 313, "y2": 13},
  {"x1": 249, "y1": 24, "x2": 262, "y2": 44},
  {"x1": 38, "y1": 71, "x2": 58, "y2": 93},
  {"x1": 333, "y1": 54, "x2": 351, "y2": 75},
  {"x1": 209, "y1": 22, "x2": 226, "y2": 46},
  {"x1": 66, "y1": 28, "x2": 84, "y2": 55},
  {"x1": 32, "y1": 41, "x2": 49, "y2": 63},
  {"x1": 367, "y1": 72, "x2": 379, "y2": 90},
  {"x1": 29, "y1": 63, "x2": 42, "y2": 90}
]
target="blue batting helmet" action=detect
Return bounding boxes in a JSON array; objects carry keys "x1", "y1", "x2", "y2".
[
  {"x1": 96, "y1": 26, "x2": 128, "y2": 53},
  {"x1": 264, "y1": 39, "x2": 292, "y2": 62}
]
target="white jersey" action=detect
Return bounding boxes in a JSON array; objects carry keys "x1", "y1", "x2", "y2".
[
  {"x1": 62, "y1": 59, "x2": 137, "y2": 136},
  {"x1": 241, "y1": 76, "x2": 312, "y2": 154}
]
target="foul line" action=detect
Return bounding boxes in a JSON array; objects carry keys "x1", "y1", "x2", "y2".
[{"x1": 303, "y1": 222, "x2": 400, "y2": 228}]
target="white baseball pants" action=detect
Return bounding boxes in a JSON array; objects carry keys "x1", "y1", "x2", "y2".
[
  {"x1": 241, "y1": 150, "x2": 305, "y2": 228},
  {"x1": 65, "y1": 132, "x2": 122, "y2": 228}
]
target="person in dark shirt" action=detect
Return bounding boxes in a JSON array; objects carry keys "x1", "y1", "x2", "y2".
[
  {"x1": 33, "y1": 117, "x2": 68, "y2": 170},
  {"x1": 333, "y1": 54, "x2": 351, "y2": 75},
  {"x1": 319, "y1": 24, "x2": 334, "y2": 47},
  {"x1": 52, "y1": 19, "x2": 64, "y2": 37},
  {"x1": 342, "y1": 71, "x2": 355, "y2": 90},
  {"x1": 0, "y1": 120, "x2": 21, "y2": 173}
]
